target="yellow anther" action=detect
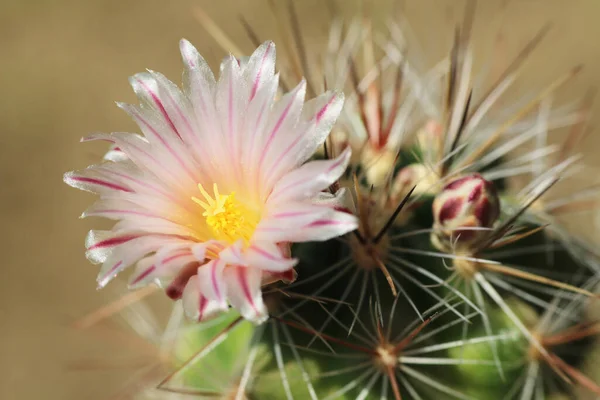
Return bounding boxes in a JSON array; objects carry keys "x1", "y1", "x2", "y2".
[{"x1": 192, "y1": 183, "x2": 258, "y2": 243}]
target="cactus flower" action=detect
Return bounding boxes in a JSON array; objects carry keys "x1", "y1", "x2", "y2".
[{"x1": 64, "y1": 40, "x2": 357, "y2": 323}]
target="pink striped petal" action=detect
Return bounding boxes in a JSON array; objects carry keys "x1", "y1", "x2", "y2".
[
  {"x1": 289, "y1": 209, "x2": 358, "y2": 241},
  {"x1": 133, "y1": 71, "x2": 198, "y2": 143},
  {"x1": 80, "y1": 195, "x2": 200, "y2": 234},
  {"x1": 224, "y1": 266, "x2": 267, "y2": 324},
  {"x1": 84, "y1": 132, "x2": 191, "y2": 195},
  {"x1": 179, "y1": 39, "x2": 216, "y2": 83},
  {"x1": 129, "y1": 73, "x2": 184, "y2": 140},
  {"x1": 103, "y1": 144, "x2": 128, "y2": 162},
  {"x1": 295, "y1": 90, "x2": 345, "y2": 164},
  {"x1": 82, "y1": 199, "x2": 170, "y2": 221},
  {"x1": 96, "y1": 235, "x2": 185, "y2": 288},
  {"x1": 109, "y1": 191, "x2": 197, "y2": 220},
  {"x1": 154, "y1": 242, "x2": 194, "y2": 264},
  {"x1": 117, "y1": 102, "x2": 199, "y2": 187},
  {"x1": 218, "y1": 240, "x2": 245, "y2": 266},
  {"x1": 243, "y1": 41, "x2": 276, "y2": 102},
  {"x1": 253, "y1": 203, "x2": 331, "y2": 242},
  {"x1": 128, "y1": 257, "x2": 157, "y2": 288},
  {"x1": 255, "y1": 80, "x2": 306, "y2": 185},
  {"x1": 112, "y1": 219, "x2": 199, "y2": 238},
  {"x1": 179, "y1": 39, "x2": 223, "y2": 177},
  {"x1": 268, "y1": 147, "x2": 351, "y2": 205},
  {"x1": 85, "y1": 230, "x2": 142, "y2": 264},
  {"x1": 149, "y1": 70, "x2": 216, "y2": 163},
  {"x1": 69, "y1": 161, "x2": 195, "y2": 217},
  {"x1": 196, "y1": 259, "x2": 227, "y2": 308},
  {"x1": 313, "y1": 187, "x2": 356, "y2": 210},
  {"x1": 245, "y1": 241, "x2": 298, "y2": 272},
  {"x1": 215, "y1": 55, "x2": 246, "y2": 187},
  {"x1": 182, "y1": 275, "x2": 228, "y2": 322},
  {"x1": 64, "y1": 170, "x2": 133, "y2": 194},
  {"x1": 190, "y1": 240, "x2": 224, "y2": 261},
  {"x1": 128, "y1": 251, "x2": 197, "y2": 289},
  {"x1": 241, "y1": 74, "x2": 280, "y2": 201},
  {"x1": 264, "y1": 91, "x2": 345, "y2": 189},
  {"x1": 91, "y1": 162, "x2": 153, "y2": 193},
  {"x1": 263, "y1": 90, "x2": 345, "y2": 190}
]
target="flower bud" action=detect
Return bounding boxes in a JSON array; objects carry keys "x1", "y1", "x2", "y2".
[
  {"x1": 390, "y1": 163, "x2": 437, "y2": 202},
  {"x1": 432, "y1": 174, "x2": 500, "y2": 251},
  {"x1": 385, "y1": 163, "x2": 438, "y2": 226},
  {"x1": 415, "y1": 120, "x2": 443, "y2": 161},
  {"x1": 360, "y1": 145, "x2": 398, "y2": 187}
]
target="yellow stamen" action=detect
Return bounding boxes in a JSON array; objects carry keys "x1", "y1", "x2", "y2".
[{"x1": 192, "y1": 183, "x2": 258, "y2": 243}]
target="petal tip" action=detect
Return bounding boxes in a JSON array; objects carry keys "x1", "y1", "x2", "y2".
[
  {"x1": 247, "y1": 307, "x2": 269, "y2": 325},
  {"x1": 63, "y1": 171, "x2": 78, "y2": 188},
  {"x1": 179, "y1": 39, "x2": 203, "y2": 69}
]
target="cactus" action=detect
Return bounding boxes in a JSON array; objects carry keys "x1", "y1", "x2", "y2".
[{"x1": 68, "y1": 2, "x2": 600, "y2": 399}]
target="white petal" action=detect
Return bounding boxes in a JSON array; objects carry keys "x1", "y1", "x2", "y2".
[
  {"x1": 112, "y1": 219, "x2": 197, "y2": 237},
  {"x1": 254, "y1": 203, "x2": 331, "y2": 242},
  {"x1": 241, "y1": 74, "x2": 280, "y2": 203},
  {"x1": 180, "y1": 39, "x2": 216, "y2": 85},
  {"x1": 182, "y1": 275, "x2": 228, "y2": 322},
  {"x1": 296, "y1": 90, "x2": 345, "y2": 163},
  {"x1": 148, "y1": 70, "x2": 221, "y2": 181},
  {"x1": 147, "y1": 71, "x2": 195, "y2": 138},
  {"x1": 103, "y1": 144, "x2": 128, "y2": 162},
  {"x1": 268, "y1": 147, "x2": 351, "y2": 206},
  {"x1": 153, "y1": 242, "x2": 192, "y2": 261},
  {"x1": 117, "y1": 101, "x2": 199, "y2": 187},
  {"x1": 195, "y1": 259, "x2": 228, "y2": 308},
  {"x1": 224, "y1": 266, "x2": 267, "y2": 324},
  {"x1": 87, "y1": 160, "x2": 164, "y2": 198},
  {"x1": 255, "y1": 80, "x2": 307, "y2": 195},
  {"x1": 128, "y1": 250, "x2": 197, "y2": 289},
  {"x1": 127, "y1": 73, "x2": 188, "y2": 147},
  {"x1": 96, "y1": 235, "x2": 177, "y2": 288},
  {"x1": 82, "y1": 198, "x2": 166, "y2": 221},
  {"x1": 64, "y1": 168, "x2": 133, "y2": 195},
  {"x1": 215, "y1": 55, "x2": 246, "y2": 188},
  {"x1": 180, "y1": 40, "x2": 227, "y2": 175},
  {"x1": 243, "y1": 41, "x2": 276, "y2": 102},
  {"x1": 245, "y1": 241, "x2": 298, "y2": 272},
  {"x1": 313, "y1": 187, "x2": 356, "y2": 212},
  {"x1": 128, "y1": 256, "x2": 159, "y2": 288},
  {"x1": 257, "y1": 90, "x2": 345, "y2": 193},
  {"x1": 285, "y1": 209, "x2": 358, "y2": 242},
  {"x1": 84, "y1": 132, "x2": 191, "y2": 195},
  {"x1": 218, "y1": 240, "x2": 245, "y2": 265},
  {"x1": 85, "y1": 230, "x2": 143, "y2": 264},
  {"x1": 102, "y1": 192, "x2": 196, "y2": 223}
]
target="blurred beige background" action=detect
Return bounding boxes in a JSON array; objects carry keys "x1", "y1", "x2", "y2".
[{"x1": 2, "y1": 0, "x2": 600, "y2": 398}]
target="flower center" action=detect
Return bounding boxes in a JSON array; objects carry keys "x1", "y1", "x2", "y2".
[{"x1": 192, "y1": 183, "x2": 258, "y2": 243}]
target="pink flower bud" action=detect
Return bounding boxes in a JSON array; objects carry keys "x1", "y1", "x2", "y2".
[{"x1": 432, "y1": 174, "x2": 500, "y2": 251}]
